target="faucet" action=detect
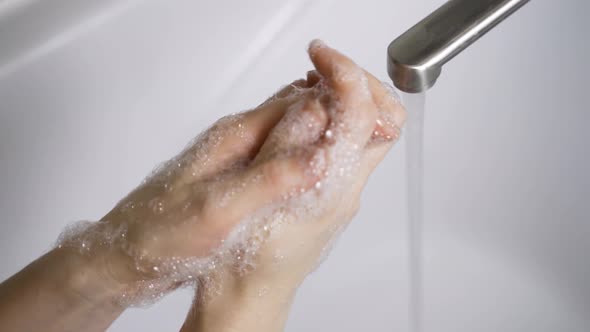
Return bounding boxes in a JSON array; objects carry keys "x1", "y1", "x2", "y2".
[{"x1": 387, "y1": 0, "x2": 530, "y2": 94}]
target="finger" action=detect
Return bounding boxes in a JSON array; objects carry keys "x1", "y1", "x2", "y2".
[
  {"x1": 308, "y1": 39, "x2": 377, "y2": 145},
  {"x1": 270, "y1": 79, "x2": 308, "y2": 100},
  {"x1": 208, "y1": 147, "x2": 326, "y2": 228},
  {"x1": 364, "y1": 73, "x2": 406, "y2": 141},
  {"x1": 362, "y1": 124, "x2": 403, "y2": 176},
  {"x1": 359, "y1": 77, "x2": 406, "y2": 178},
  {"x1": 306, "y1": 70, "x2": 322, "y2": 87},
  {"x1": 256, "y1": 93, "x2": 330, "y2": 161},
  {"x1": 211, "y1": 79, "x2": 312, "y2": 160},
  {"x1": 178, "y1": 80, "x2": 308, "y2": 181}
]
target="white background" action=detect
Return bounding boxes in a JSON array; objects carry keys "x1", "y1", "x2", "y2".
[{"x1": 0, "y1": 0, "x2": 588, "y2": 331}]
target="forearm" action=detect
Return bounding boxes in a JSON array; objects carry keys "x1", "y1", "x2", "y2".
[{"x1": 0, "y1": 247, "x2": 129, "y2": 332}]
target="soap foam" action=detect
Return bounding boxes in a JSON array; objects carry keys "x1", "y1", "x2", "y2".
[{"x1": 56, "y1": 73, "x2": 402, "y2": 307}]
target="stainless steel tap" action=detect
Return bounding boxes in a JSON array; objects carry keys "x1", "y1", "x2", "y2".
[{"x1": 387, "y1": 0, "x2": 530, "y2": 94}]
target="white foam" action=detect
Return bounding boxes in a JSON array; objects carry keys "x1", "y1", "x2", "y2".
[{"x1": 56, "y1": 73, "x2": 404, "y2": 307}]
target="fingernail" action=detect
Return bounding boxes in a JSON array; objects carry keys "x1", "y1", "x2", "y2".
[{"x1": 308, "y1": 39, "x2": 327, "y2": 54}]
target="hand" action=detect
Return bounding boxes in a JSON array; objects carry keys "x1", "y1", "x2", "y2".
[
  {"x1": 57, "y1": 40, "x2": 405, "y2": 311},
  {"x1": 0, "y1": 39, "x2": 404, "y2": 332},
  {"x1": 57, "y1": 78, "x2": 323, "y2": 304},
  {"x1": 179, "y1": 40, "x2": 406, "y2": 331}
]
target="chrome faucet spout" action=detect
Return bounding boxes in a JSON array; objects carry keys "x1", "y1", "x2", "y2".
[{"x1": 387, "y1": 0, "x2": 530, "y2": 94}]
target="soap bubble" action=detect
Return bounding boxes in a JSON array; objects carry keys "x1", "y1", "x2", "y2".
[{"x1": 55, "y1": 76, "x2": 402, "y2": 307}]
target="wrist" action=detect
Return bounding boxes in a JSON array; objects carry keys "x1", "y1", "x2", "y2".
[
  {"x1": 181, "y1": 273, "x2": 298, "y2": 332},
  {"x1": 49, "y1": 246, "x2": 135, "y2": 309},
  {"x1": 55, "y1": 220, "x2": 166, "y2": 306}
]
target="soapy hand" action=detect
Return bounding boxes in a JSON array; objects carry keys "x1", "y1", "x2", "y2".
[
  {"x1": 0, "y1": 40, "x2": 405, "y2": 332},
  {"x1": 198, "y1": 40, "x2": 407, "y2": 290},
  {"x1": 56, "y1": 40, "x2": 405, "y2": 308},
  {"x1": 179, "y1": 40, "x2": 406, "y2": 332}
]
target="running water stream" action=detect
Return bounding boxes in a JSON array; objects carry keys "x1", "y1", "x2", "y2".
[{"x1": 403, "y1": 92, "x2": 426, "y2": 332}]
